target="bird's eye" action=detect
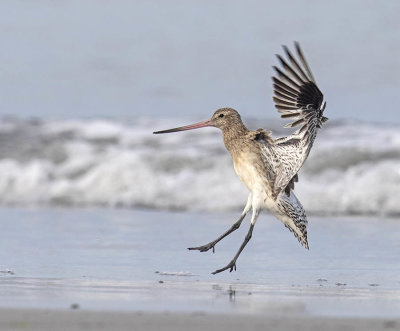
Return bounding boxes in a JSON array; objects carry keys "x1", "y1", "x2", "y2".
[{"x1": 219, "y1": 114, "x2": 224, "y2": 118}]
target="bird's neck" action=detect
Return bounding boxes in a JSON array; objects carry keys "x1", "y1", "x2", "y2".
[{"x1": 221, "y1": 122, "x2": 249, "y2": 151}]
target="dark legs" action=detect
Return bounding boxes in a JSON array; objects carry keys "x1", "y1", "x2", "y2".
[
  {"x1": 187, "y1": 194, "x2": 252, "y2": 253},
  {"x1": 187, "y1": 214, "x2": 247, "y2": 253},
  {"x1": 188, "y1": 195, "x2": 260, "y2": 275},
  {"x1": 212, "y1": 207, "x2": 260, "y2": 274},
  {"x1": 212, "y1": 223, "x2": 254, "y2": 274}
]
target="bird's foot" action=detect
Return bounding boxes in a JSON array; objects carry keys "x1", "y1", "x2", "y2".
[
  {"x1": 187, "y1": 242, "x2": 216, "y2": 253},
  {"x1": 211, "y1": 260, "x2": 237, "y2": 274}
]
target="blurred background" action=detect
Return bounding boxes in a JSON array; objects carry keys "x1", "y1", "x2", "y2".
[{"x1": 0, "y1": 0, "x2": 399, "y2": 216}]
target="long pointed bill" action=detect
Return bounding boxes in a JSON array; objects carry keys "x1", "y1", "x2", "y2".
[{"x1": 153, "y1": 119, "x2": 212, "y2": 134}]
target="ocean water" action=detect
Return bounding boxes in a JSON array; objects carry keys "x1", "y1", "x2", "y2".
[{"x1": 0, "y1": 117, "x2": 399, "y2": 216}]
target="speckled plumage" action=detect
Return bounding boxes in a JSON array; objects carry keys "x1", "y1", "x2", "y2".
[{"x1": 153, "y1": 43, "x2": 327, "y2": 274}]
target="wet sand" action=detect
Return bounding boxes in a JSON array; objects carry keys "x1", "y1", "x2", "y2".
[
  {"x1": 1, "y1": 309, "x2": 399, "y2": 331},
  {"x1": 1, "y1": 207, "x2": 400, "y2": 329}
]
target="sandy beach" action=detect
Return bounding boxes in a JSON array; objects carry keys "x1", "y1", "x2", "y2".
[
  {"x1": 1, "y1": 309, "x2": 400, "y2": 331},
  {"x1": 1, "y1": 208, "x2": 400, "y2": 330}
]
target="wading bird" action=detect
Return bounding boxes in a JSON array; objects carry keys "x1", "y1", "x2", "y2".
[{"x1": 153, "y1": 42, "x2": 327, "y2": 274}]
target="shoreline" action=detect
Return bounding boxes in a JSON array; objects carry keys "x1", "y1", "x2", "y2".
[
  {"x1": 1, "y1": 309, "x2": 399, "y2": 331},
  {"x1": 1, "y1": 277, "x2": 399, "y2": 318},
  {"x1": 2, "y1": 208, "x2": 400, "y2": 320}
]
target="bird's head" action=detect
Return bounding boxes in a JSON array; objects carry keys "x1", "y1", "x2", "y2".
[
  {"x1": 153, "y1": 108, "x2": 242, "y2": 134},
  {"x1": 209, "y1": 108, "x2": 242, "y2": 130}
]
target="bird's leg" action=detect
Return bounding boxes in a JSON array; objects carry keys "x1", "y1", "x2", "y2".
[
  {"x1": 212, "y1": 208, "x2": 260, "y2": 274},
  {"x1": 188, "y1": 194, "x2": 252, "y2": 253},
  {"x1": 188, "y1": 214, "x2": 246, "y2": 253},
  {"x1": 211, "y1": 224, "x2": 254, "y2": 274}
]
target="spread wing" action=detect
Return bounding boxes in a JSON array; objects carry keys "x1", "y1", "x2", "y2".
[{"x1": 262, "y1": 42, "x2": 327, "y2": 198}]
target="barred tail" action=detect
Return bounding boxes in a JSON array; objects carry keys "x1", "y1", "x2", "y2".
[{"x1": 273, "y1": 192, "x2": 309, "y2": 249}]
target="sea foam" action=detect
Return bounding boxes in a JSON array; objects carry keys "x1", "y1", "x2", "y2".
[{"x1": 0, "y1": 117, "x2": 399, "y2": 216}]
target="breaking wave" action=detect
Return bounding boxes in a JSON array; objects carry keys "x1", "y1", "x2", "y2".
[{"x1": 0, "y1": 117, "x2": 399, "y2": 216}]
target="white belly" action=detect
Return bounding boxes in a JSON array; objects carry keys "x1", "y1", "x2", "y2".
[
  {"x1": 233, "y1": 156, "x2": 275, "y2": 212},
  {"x1": 233, "y1": 157, "x2": 258, "y2": 191}
]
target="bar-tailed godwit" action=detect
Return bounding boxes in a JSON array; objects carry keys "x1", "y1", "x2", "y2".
[{"x1": 154, "y1": 42, "x2": 327, "y2": 274}]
